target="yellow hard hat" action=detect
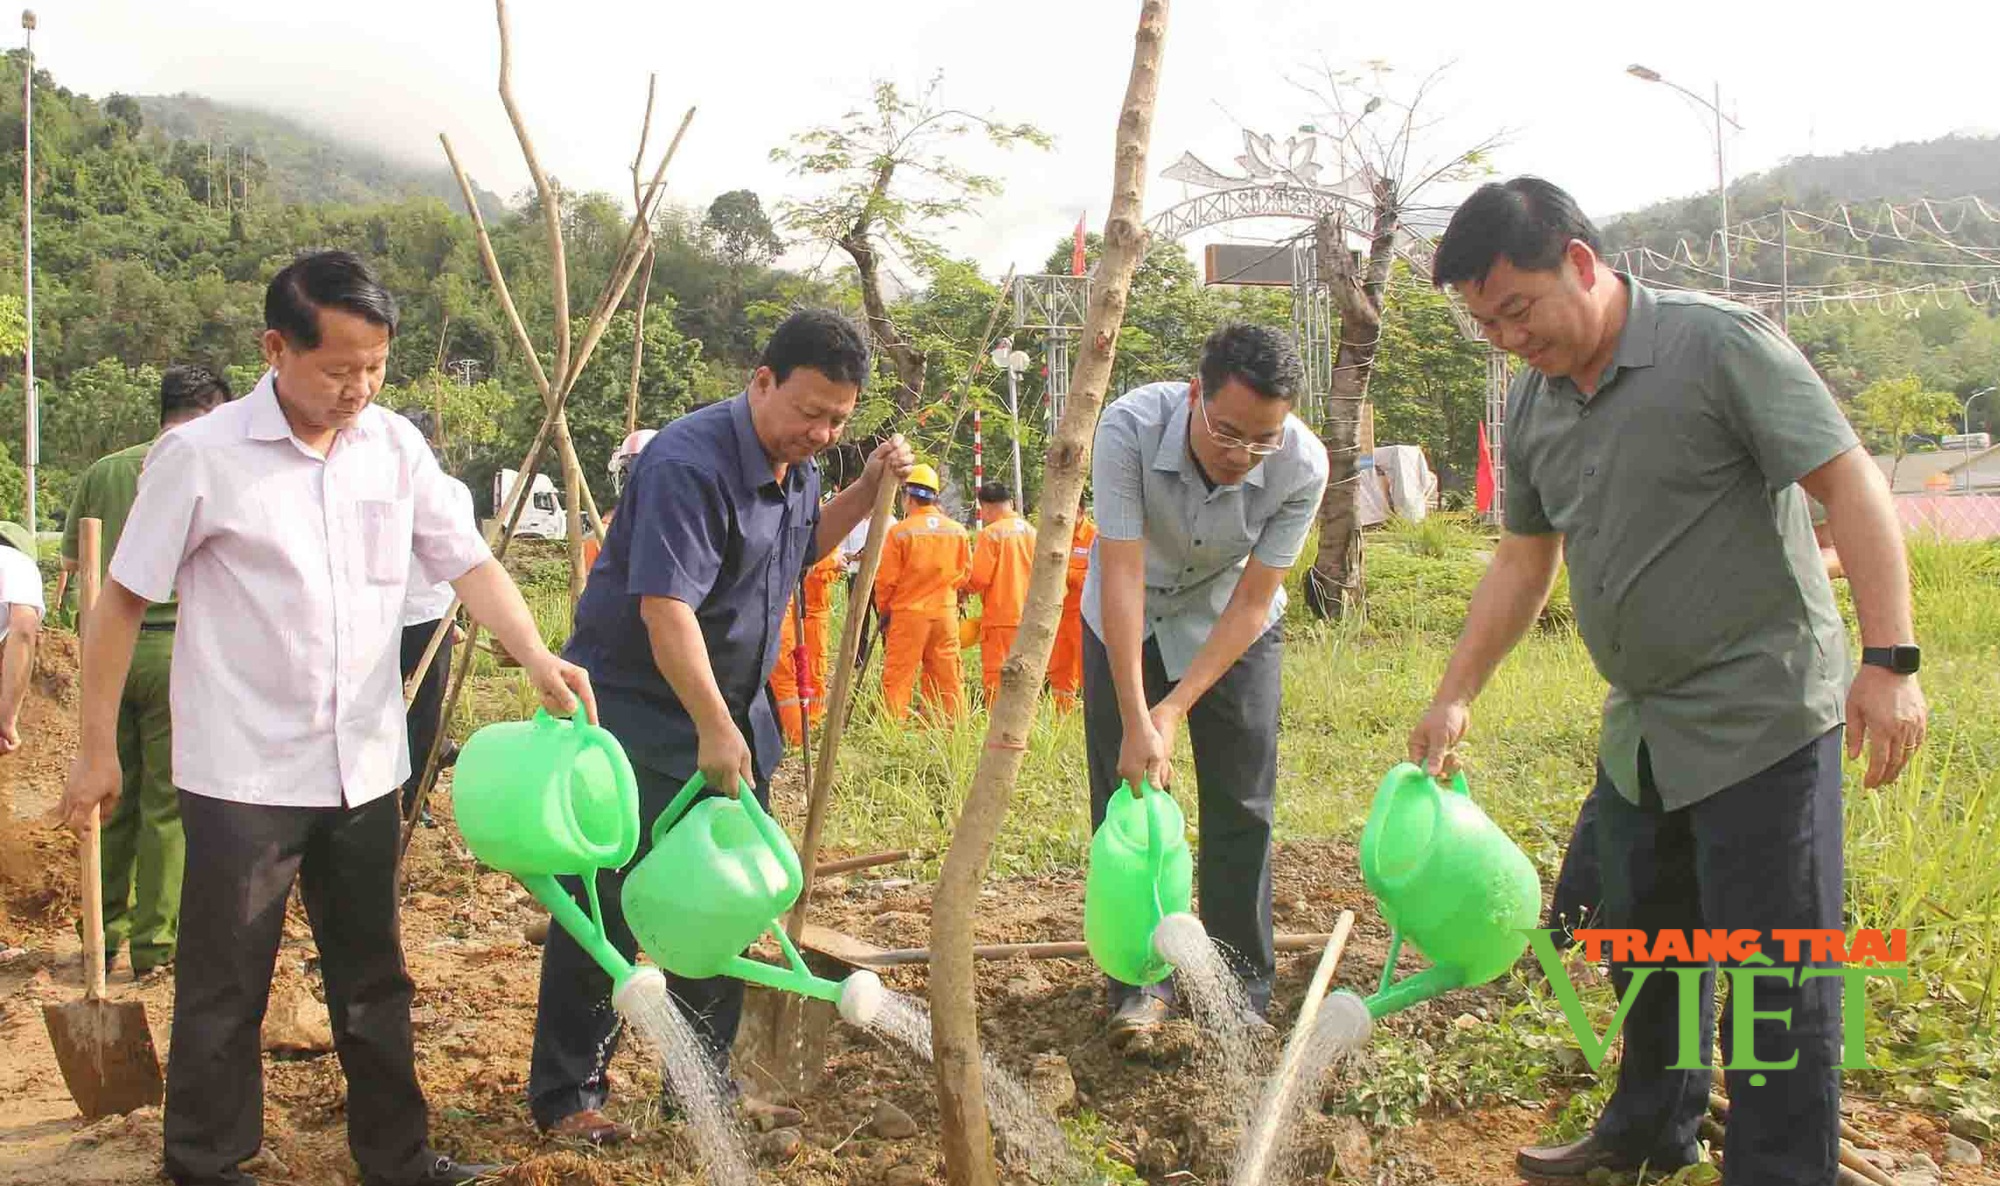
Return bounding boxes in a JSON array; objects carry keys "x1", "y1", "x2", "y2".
[{"x1": 906, "y1": 463, "x2": 941, "y2": 494}]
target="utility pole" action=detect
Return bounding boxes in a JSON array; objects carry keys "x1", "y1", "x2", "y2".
[
  {"x1": 21, "y1": 9, "x2": 36, "y2": 537},
  {"x1": 1713, "y1": 80, "x2": 1728, "y2": 294},
  {"x1": 1778, "y1": 205, "x2": 1789, "y2": 332}
]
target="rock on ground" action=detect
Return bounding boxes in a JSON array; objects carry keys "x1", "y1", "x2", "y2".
[
  {"x1": 1942, "y1": 1134, "x2": 1983, "y2": 1167},
  {"x1": 260, "y1": 984, "x2": 333, "y2": 1055},
  {"x1": 869, "y1": 1100, "x2": 918, "y2": 1141}
]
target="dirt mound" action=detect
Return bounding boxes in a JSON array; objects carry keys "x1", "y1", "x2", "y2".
[{"x1": 0, "y1": 632, "x2": 85, "y2": 935}]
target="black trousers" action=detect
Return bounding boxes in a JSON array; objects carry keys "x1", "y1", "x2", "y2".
[
  {"x1": 165, "y1": 792, "x2": 430, "y2": 1186},
  {"x1": 1547, "y1": 778, "x2": 1609, "y2": 946},
  {"x1": 527, "y1": 762, "x2": 768, "y2": 1129},
  {"x1": 1593, "y1": 729, "x2": 1845, "y2": 1186},
  {"x1": 1081, "y1": 623, "x2": 1281, "y2": 1012},
  {"x1": 398, "y1": 620, "x2": 454, "y2": 816}
]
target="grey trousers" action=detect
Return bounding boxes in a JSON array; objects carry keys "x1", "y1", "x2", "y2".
[{"x1": 1081, "y1": 623, "x2": 1281, "y2": 1012}]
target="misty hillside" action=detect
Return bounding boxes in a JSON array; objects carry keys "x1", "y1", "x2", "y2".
[
  {"x1": 137, "y1": 93, "x2": 507, "y2": 221},
  {"x1": 1602, "y1": 134, "x2": 2000, "y2": 292}
]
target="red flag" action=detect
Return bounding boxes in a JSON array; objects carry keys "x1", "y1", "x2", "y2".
[
  {"x1": 1475, "y1": 422, "x2": 1496, "y2": 514},
  {"x1": 1071, "y1": 214, "x2": 1087, "y2": 276}
]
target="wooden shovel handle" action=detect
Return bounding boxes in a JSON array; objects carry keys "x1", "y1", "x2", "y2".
[{"x1": 78, "y1": 519, "x2": 106, "y2": 1000}]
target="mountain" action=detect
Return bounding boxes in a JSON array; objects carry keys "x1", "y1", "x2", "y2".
[
  {"x1": 1599, "y1": 135, "x2": 2000, "y2": 295},
  {"x1": 135, "y1": 93, "x2": 507, "y2": 221}
]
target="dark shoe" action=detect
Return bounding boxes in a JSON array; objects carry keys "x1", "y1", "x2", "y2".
[
  {"x1": 1107, "y1": 995, "x2": 1169, "y2": 1049},
  {"x1": 419, "y1": 809, "x2": 438, "y2": 829},
  {"x1": 364, "y1": 1153, "x2": 503, "y2": 1186},
  {"x1": 1516, "y1": 1132, "x2": 1696, "y2": 1180},
  {"x1": 545, "y1": 1108, "x2": 632, "y2": 1146},
  {"x1": 440, "y1": 741, "x2": 462, "y2": 770}
]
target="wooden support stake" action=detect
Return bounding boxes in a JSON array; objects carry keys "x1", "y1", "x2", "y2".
[
  {"x1": 783, "y1": 475, "x2": 899, "y2": 945},
  {"x1": 812, "y1": 849, "x2": 915, "y2": 879},
  {"x1": 1235, "y1": 912, "x2": 1357, "y2": 1186}
]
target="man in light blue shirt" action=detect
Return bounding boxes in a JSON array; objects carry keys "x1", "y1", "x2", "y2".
[{"x1": 1082, "y1": 323, "x2": 1329, "y2": 1043}]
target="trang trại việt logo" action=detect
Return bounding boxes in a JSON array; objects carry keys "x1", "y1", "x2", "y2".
[{"x1": 1526, "y1": 928, "x2": 1910, "y2": 1080}]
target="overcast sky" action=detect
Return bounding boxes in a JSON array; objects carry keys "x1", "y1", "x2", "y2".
[{"x1": 33, "y1": 0, "x2": 2000, "y2": 285}]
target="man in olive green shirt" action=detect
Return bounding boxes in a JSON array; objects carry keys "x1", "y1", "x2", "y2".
[
  {"x1": 62, "y1": 364, "x2": 230, "y2": 975},
  {"x1": 1410, "y1": 179, "x2": 1926, "y2": 1185}
]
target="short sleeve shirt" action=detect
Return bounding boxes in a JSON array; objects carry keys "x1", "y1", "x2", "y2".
[
  {"x1": 0, "y1": 545, "x2": 44, "y2": 642},
  {"x1": 108, "y1": 373, "x2": 492, "y2": 807},
  {"x1": 564, "y1": 393, "x2": 821, "y2": 782},
  {"x1": 1081, "y1": 381, "x2": 1330, "y2": 679},
  {"x1": 1503, "y1": 277, "x2": 1858, "y2": 808},
  {"x1": 64, "y1": 441, "x2": 177, "y2": 627}
]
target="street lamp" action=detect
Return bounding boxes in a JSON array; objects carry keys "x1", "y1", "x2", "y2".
[
  {"x1": 1627, "y1": 63, "x2": 1742, "y2": 294},
  {"x1": 1964, "y1": 386, "x2": 1995, "y2": 493},
  {"x1": 990, "y1": 340, "x2": 1031, "y2": 505}
]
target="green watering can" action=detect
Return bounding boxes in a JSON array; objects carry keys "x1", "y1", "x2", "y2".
[
  {"x1": 1085, "y1": 780, "x2": 1195, "y2": 987},
  {"x1": 452, "y1": 710, "x2": 646, "y2": 993},
  {"x1": 623, "y1": 773, "x2": 883, "y2": 1025},
  {"x1": 1358, "y1": 763, "x2": 1542, "y2": 1019}
]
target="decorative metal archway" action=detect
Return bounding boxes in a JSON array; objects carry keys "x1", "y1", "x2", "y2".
[{"x1": 1003, "y1": 136, "x2": 1513, "y2": 519}]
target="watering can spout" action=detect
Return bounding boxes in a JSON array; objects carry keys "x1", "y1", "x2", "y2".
[
  {"x1": 1362, "y1": 964, "x2": 1463, "y2": 1020},
  {"x1": 520, "y1": 872, "x2": 638, "y2": 990}
]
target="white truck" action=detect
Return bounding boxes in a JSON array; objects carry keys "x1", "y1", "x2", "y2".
[{"x1": 493, "y1": 468, "x2": 568, "y2": 540}]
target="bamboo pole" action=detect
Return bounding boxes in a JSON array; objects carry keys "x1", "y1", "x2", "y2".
[
  {"x1": 402, "y1": 109, "x2": 694, "y2": 714},
  {"x1": 400, "y1": 63, "x2": 697, "y2": 849},
  {"x1": 930, "y1": 7, "x2": 1169, "y2": 1182},
  {"x1": 625, "y1": 75, "x2": 659, "y2": 439},
  {"x1": 782, "y1": 475, "x2": 898, "y2": 945}
]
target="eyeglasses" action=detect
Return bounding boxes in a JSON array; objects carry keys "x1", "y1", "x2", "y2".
[{"x1": 1196, "y1": 397, "x2": 1284, "y2": 457}]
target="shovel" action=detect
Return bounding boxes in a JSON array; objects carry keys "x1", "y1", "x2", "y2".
[{"x1": 41, "y1": 517, "x2": 164, "y2": 1117}]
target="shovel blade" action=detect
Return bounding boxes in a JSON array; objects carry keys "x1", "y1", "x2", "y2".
[{"x1": 42, "y1": 997, "x2": 164, "y2": 1119}]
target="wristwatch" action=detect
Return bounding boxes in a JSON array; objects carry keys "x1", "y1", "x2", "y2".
[{"x1": 1861, "y1": 645, "x2": 1921, "y2": 675}]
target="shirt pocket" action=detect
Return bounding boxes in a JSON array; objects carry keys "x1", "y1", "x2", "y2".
[{"x1": 357, "y1": 500, "x2": 407, "y2": 586}]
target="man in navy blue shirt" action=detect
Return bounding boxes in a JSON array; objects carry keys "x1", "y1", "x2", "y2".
[{"x1": 529, "y1": 310, "x2": 913, "y2": 1143}]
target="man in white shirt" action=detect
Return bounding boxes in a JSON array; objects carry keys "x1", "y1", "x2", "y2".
[
  {"x1": 57, "y1": 251, "x2": 593, "y2": 1186},
  {"x1": 0, "y1": 520, "x2": 45, "y2": 754}
]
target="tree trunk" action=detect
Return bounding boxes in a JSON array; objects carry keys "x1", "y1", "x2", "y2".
[
  {"x1": 929, "y1": 5, "x2": 1169, "y2": 1183},
  {"x1": 840, "y1": 169, "x2": 928, "y2": 411},
  {"x1": 1307, "y1": 178, "x2": 1400, "y2": 620}
]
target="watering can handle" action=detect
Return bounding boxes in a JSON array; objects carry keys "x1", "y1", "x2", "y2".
[
  {"x1": 652, "y1": 771, "x2": 757, "y2": 847},
  {"x1": 737, "y1": 783, "x2": 805, "y2": 896},
  {"x1": 1142, "y1": 781, "x2": 1170, "y2": 925},
  {"x1": 1445, "y1": 771, "x2": 1470, "y2": 798}
]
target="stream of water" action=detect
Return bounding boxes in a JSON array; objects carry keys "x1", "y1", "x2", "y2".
[
  {"x1": 865, "y1": 989, "x2": 1088, "y2": 1183},
  {"x1": 614, "y1": 972, "x2": 758, "y2": 1186}
]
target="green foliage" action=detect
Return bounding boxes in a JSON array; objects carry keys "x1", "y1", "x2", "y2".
[
  {"x1": 0, "y1": 438, "x2": 24, "y2": 524},
  {"x1": 704, "y1": 189, "x2": 783, "y2": 269},
  {"x1": 0, "y1": 293, "x2": 25, "y2": 357},
  {"x1": 1851, "y1": 374, "x2": 1962, "y2": 471},
  {"x1": 771, "y1": 76, "x2": 1051, "y2": 275},
  {"x1": 1370, "y1": 267, "x2": 1488, "y2": 484}
]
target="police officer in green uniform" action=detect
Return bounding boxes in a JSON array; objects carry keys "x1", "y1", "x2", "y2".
[{"x1": 61, "y1": 364, "x2": 231, "y2": 976}]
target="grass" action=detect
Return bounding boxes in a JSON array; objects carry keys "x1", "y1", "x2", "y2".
[{"x1": 460, "y1": 520, "x2": 2000, "y2": 1131}]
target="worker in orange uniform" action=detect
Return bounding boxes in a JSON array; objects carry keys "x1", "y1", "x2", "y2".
[
  {"x1": 966, "y1": 482, "x2": 1037, "y2": 704},
  {"x1": 769, "y1": 545, "x2": 844, "y2": 746},
  {"x1": 873, "y1": 464, "x2": 971, "y2": 722},
  {"x1": 1048, "y1": 509, "x2": 1098, "y2": 710}
]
